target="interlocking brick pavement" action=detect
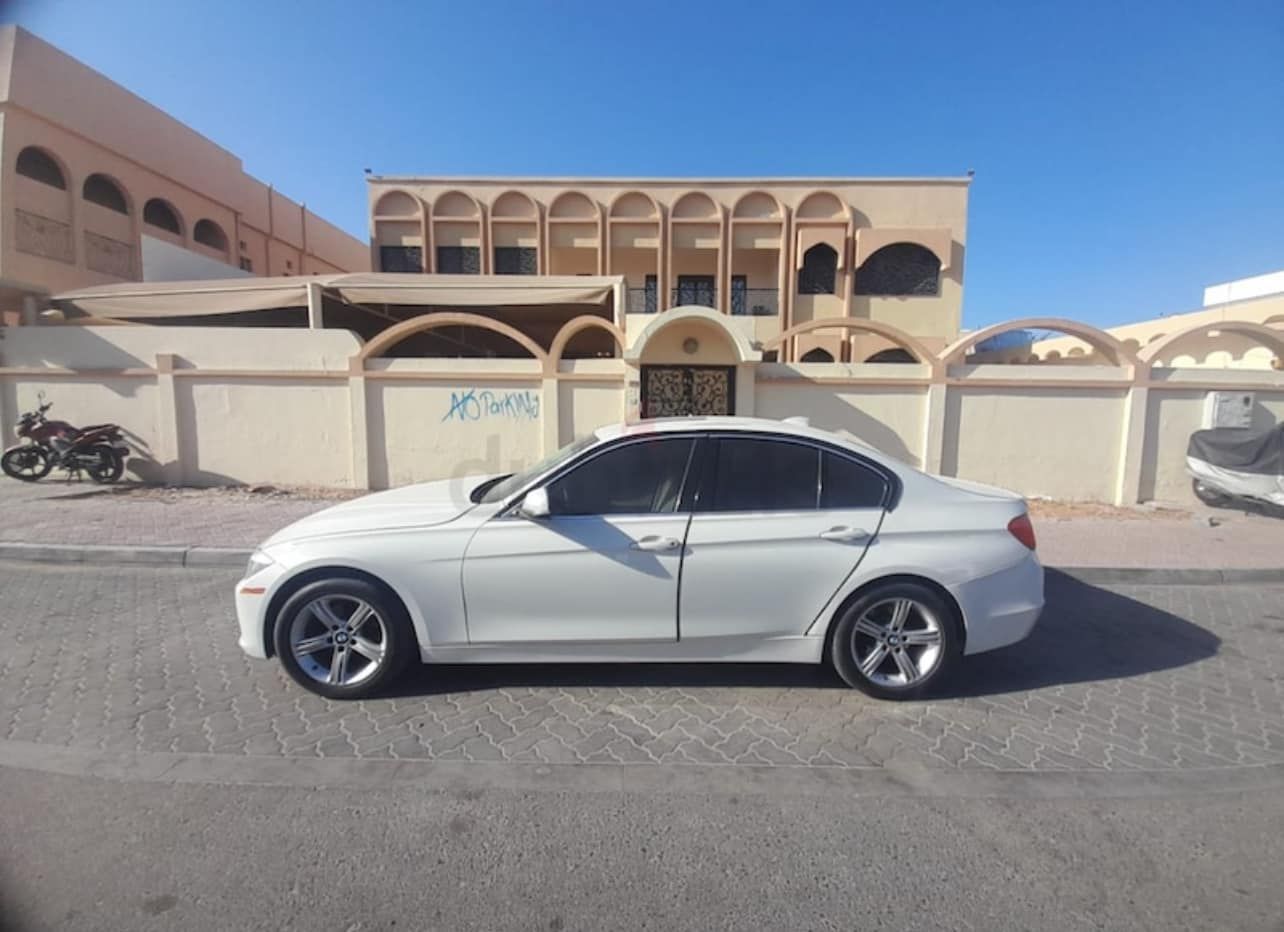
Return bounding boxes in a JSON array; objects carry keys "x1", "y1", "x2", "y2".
[
  {"x1": 3, "y1": 479, "x2": 1282, "y2": 568},
  {"x1": 3, "y1": 561, "x2": 1283, "y2": 772}
]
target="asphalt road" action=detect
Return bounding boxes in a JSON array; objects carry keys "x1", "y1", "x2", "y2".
[
  {"x1": 2, "y1": 561, "x2": 1284, "y2": 931},
  {"x1": 3, "y1": 766, "x2": 1283, "y2": 932}
]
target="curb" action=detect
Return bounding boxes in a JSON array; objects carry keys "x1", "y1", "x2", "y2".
[
  {"x1": 0, "y1": 542, "x2": 1282, "y2": 584},
  {"x1": 0, "y1": 542, "x2": 250, "y2": 568}
]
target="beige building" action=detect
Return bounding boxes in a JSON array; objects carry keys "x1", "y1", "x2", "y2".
[
  {"x1": 367, "y1": 176, "x2": 968, "y2": 363},
  {"x1": 1011, "y1": 271, "x2": 1284, "y2": 370},
  {"x1": 0, "y1": 26, "x2": 367, "y2": 320}
]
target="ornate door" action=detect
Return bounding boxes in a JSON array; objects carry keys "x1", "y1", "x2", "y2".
[{"x1": 640, "y1": 366, "x2": 736, "y2": 418}]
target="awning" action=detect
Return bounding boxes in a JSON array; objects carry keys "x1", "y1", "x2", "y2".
[
  {"x1": 854, "y1": 228, "x2": 953, "y2": 271},
  {"x1": 51, "y1": 277, "x2": 323, "y2": 318},
  {"x1": 330, "y1": 274, "x2": 616, "y2": 308},
  {"x1": 51, "y1": 273, "x2": 621, "y2": 320}
]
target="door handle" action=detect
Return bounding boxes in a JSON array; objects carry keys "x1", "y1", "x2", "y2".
[
  {"x1": 631, "y1": 535, "x2": 682, "y2": 552},
  {"x1": 818, "y1": 526, "x2": 869, "y2": 543}
]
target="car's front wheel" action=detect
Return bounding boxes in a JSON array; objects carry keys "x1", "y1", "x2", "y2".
[
  {"x1": 273, "y1": 577, "x2": 415, "y2": 700},
  {"x1": 829, "y1": 581, "x2": 960, "y2": 700}
]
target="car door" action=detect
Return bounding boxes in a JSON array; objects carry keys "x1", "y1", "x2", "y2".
[
  {"x1": 679, "y1": 435, "x2": 890, "y2": 640},
  {"x1": 461, "y1": 435, "x2": 698, "y2": 644}
]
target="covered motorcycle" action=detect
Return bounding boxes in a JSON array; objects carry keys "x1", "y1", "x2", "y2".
[{"x1": 1187, "y1": 423, "x2": 1284, "y2": 507}]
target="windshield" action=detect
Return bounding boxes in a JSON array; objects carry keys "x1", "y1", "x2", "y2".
[{"x1": 473, "y1": 434, "x2": 599, "y2": 504}]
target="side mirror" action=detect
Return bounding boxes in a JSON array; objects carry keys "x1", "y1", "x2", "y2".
[{"x1": 517, "y1": 487, "x2": 550, "y2": 519}]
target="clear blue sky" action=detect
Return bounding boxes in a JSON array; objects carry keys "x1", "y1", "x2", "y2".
[{"x1": 8, "y1": 0, "x2": 1283, "y2": 328}]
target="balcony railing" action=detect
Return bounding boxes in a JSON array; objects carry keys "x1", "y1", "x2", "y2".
[
  {"x1": 732, "y1": 288, "x2": 779, "y2": 317},
  {"x1": 625, "y1": 285, "x2": 779, "y2": 315},
  {"x1": 670, "y1": 287, "x2": 718, "y2": 308},
  {"x1": 626, "y1": 286, "x2": 659, "y2": 314}
]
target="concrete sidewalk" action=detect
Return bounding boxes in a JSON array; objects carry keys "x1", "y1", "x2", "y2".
[{"x1": 0, "y1": 478, "x2": 1282, "y2": 570}]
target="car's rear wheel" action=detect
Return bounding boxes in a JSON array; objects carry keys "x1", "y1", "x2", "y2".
[
  {"x1": 829, "y1": 581, "x2": 960, "y2": 700},
  {"x1": 273, "y1": 577, "x2": 415, "y2": 700}
]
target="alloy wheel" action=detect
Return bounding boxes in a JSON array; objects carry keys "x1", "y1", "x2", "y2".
[
  {"x1": 288, "y1": 595, "x2": 389, "y2": 688},
  {"x1": 848, "y1": 597, "x2": 944, "y2": 689}
]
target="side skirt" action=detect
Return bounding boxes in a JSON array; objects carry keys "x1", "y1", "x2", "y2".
[{"x1": 421, "y1": 635, "x2": 825, "y2": 666}]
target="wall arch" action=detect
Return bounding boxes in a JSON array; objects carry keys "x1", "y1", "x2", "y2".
[
  {"x1": 764, "y1": 318, "x2": 940, "y2": 375},
  {"x1": 16, "y1": 146, "x2": 67, "y2": 189},
  {"x1": 941, "y1": 318, "x2": 1140, "y2": 368},
  {"x1": 142, "y1": 198, "x2": 184, "y2": 236},
  {"x1": 549, "y1": 190, "x2": 596, "y2": 218},
  {"x1": 609, "y1": 190, "x2": 660, "y2": 219},
  {"x1": 732, "y1": 190, "x2": 782, "y2": 220},
  {"x1": 1140, "y1": 320, "x2": 1284, "y2": 368},
  {"x1": 82, "y1": 173, "x2": 130, "y2": 214},
  {"x1": 492, "y1": 190, "x2": 538, "y2": 218},
  {"x1": 358, "y1": 312, "x2": 550, "y2": 363},
  {"x1": 548, "y1": 315, "x2": 627, "y2": 373},
  {"x1": 625, "y1": 306, "x2": 759, "y2": 363},
  {"x1": 373, "y1": 190, "x2": 423, "y2": 218},
  {"x1": 796, "y1": 190, "x2": 845, "y2": 219},
  {"x1": 671, "y1": 191, "x2": 719, "y2": 219},
  {"x1": 193, "y1": 219, "x2": 229, "y2": 252},
  {"x1": 433, "y1": 190, "x2": 481, "y2": 218}
]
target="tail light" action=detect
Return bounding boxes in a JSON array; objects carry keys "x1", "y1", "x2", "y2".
[{"x1": 1007, "y1": 513, "x2": 1037, "y2": 550}]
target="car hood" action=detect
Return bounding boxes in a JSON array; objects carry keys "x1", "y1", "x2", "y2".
[{"x1": 260, "y1": 475, "x2": 497, "y2": 547}]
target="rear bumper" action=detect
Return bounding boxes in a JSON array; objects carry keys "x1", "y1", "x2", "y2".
[{"x1": 950, "y1": 551, "x2": 1044, "y2": 655}]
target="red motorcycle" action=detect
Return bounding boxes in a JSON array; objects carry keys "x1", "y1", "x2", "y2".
[{"x1": 2, "y1": 395, "x2": 130, "y2": 483}]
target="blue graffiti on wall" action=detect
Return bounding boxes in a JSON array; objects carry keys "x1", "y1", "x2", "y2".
[{"x1": 442, "y1": 388, "x2": 541, "y2": 423}]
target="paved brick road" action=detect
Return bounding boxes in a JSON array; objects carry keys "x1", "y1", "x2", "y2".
[
  {"x1": 3, "y1": 561, "x2": 1283, "y2": 773},
  {"x1": 3, "y1": 478, "x2": 1282, "y2": 567}
]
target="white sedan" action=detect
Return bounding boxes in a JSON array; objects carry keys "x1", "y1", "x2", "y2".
[{"x1": 235, "y1": 417, "x2": 1043, "y2": 700}]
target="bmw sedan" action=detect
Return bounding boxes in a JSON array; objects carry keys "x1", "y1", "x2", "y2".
[{"x1": 235, "y1": 417, "x2": 1044, "y2": 700}]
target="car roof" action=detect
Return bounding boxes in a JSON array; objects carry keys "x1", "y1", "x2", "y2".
[{"x1": 595, "y1": 416, "x2": 888, "y2": 461}]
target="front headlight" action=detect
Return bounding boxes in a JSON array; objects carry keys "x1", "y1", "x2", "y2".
[{"x1": 244, "y1": 550, "x2": 275, "y2": 579}]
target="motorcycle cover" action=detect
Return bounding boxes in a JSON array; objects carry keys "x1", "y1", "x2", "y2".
[{"x1": 1186, "y1": 424, "x2": 1284, "y2": 506}]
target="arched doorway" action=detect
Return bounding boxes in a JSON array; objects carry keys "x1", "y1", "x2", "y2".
[{"x1": 626, "y1": 307, "x2": 759, "y2": 418}]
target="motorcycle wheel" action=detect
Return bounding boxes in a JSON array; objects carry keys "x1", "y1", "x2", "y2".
[
  {"x1": 1192, "y1": 478, "x2": 1231, "y2": 507},
  {"x1": 86, "y1": 445, "x2": 125, "y2": 484},
  {"x1": 1, "y1": 446, "x2": 52, "y2": 481}
]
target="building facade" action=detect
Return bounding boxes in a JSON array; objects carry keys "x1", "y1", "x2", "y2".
[
  {"x1": 1024, "y1": 270, "x2": 1284, "y2": 369},
  {"x1": 367, "y1": 176, "x2": 968, "y2": 364},
  {"x1": 0, "y1": 26, "x2": 368, "y2": 318}
]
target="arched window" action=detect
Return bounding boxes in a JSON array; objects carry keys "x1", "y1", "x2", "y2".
[
  {"x1": 82, "y1": 174, "x2": 128, "y2": 214},
  {"x1": 855, "y1": 243, "x2": 941, "y2": 296},
  {"x1": 16, "y1": 147, "x2": 66, "y2": 189},
  {"x1": 193, "y1": 219, "x2": 228, "y2": 252},
  {"x1": 143, "y1": 198, "x2": 183, "y2": 235},
  {"x1": 800, "y1": 348, "x2": 834, "y2": 363},
  {"x1": 865, "y1": 348, "x2": 916, "y2": 363},
  {"x1": 798, "y1": 243, "x2": 837, "y2": 295}
]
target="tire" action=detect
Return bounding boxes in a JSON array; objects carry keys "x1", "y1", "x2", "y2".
[
  {"x1": 1, "y1": 446, "x2": 52, "y2": 482},
  {"x1": 829, "y1": 580, "x2": 961, "y2": 700},
  {"x1": 273, "y1": 577, "x2": 416, "y2": 700},
  {"x1": 86, "y1": 445, "x2": 125, "y2": 484},
  {"x1": 1191, "y1": 478, "x2": 1231, "y2": 507}
]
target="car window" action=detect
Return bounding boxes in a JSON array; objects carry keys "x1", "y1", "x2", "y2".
[
  {"x1": 545, "y1": 438, "x2": 695, "y2": 516},
  {"x1": 474, "y1": 435, "x2": 597, "y2": 504},
  {"x1": 820, "y1": 451, "x2": 889, "y2": 509},
  {"x1": 709, "y1": 438, "x2": 818, "y2": 512}
]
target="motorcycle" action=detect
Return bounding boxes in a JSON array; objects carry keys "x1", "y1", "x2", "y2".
[
  {"x1": 1187, "y1": 422, "x2": 1284, "y2": 509},
  {"x1": 1, "y1": 395, "x2": 130, "y2": 483}
]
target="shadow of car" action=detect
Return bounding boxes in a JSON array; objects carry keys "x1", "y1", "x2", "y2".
[{"x1": 380, "y1": 570, "x2": 1221, "y2": 700}]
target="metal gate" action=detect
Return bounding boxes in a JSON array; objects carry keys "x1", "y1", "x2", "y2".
[{"x1": 640, "y1": 365, "x2": 736, "y2": 419}]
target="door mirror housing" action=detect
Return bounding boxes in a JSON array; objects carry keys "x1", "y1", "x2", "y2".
[{"x1": 517, "y1": 487, "x2": 550, "y2": 519}]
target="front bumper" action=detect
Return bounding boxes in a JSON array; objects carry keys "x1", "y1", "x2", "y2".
[
  {"x1": 951, "y1": 550, "x2": 1044, "y2": 655},
  {"x1": 234, "y1": 559, "x2": 288, "y2": 659}
]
